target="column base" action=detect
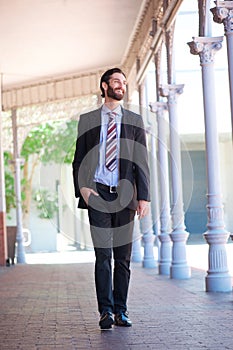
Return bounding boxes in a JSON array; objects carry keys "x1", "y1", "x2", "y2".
[
  {"x1": 158, "y1": 234, "x2": 172, "y2": 275},
  {"x1": 142, "y1": 231, "x2": 156, "y2": 269},
  {"x1": 16, "y1": 255, "x2": 26, "y2": 264},
  {"x1": 205, "y1": 274, "x2": 232, "y2": 292},
  {"x1": 170, "y1": 231, "x2": 191, "y2": 279},
  {"x1": 131, "y1": 238, "x2": 142, "y2": 263},
  {"x1": 16, "y1": 239, "x2": 26, "y2": 264},
  {"x1": 143, "y1": 258, "x2": 157, "y2": 269},
  {"x1": 204, "y1": 232, "x2": 232, "y2": 292},
  {"x1": 170, "y1": 264, "x2": 191, "y2": 279},
  {"x1": 131, "y1": 255, "x2": 142, "y2": 263},
  {"x1": 159, "y1": 263, "x2": 171, "y2": 275}
]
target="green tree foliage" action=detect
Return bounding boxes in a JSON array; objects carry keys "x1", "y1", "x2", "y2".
[
  {"x1": 21, "y1": 119, "x2": 78, "y2": 164},
  {"x1": 6, "y1": 119, "x2": 78, "y2": 222},
  {"x1": 4, "y1": 151, "x2": 15, "y2": 214}
]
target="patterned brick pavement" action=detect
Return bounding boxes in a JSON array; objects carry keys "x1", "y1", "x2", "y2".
[{"x1": 0, "y1": 260, "x2": 232, "y2": 350}]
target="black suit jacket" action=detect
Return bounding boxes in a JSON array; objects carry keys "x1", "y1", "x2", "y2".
[{"x1": 72, "y1": 106, "x2": 150, "y2": 210}]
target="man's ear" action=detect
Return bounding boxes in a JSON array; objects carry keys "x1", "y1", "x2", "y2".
[{"x1": 102, "y1": 81, "x2": 108, "y2": 93}]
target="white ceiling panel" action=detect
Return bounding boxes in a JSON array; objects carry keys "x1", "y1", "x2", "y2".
[{"x1": 0, "y1": 0, "x2": 144, "y2": 89}]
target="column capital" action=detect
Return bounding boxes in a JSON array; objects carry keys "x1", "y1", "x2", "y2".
[
  {"x1": 149, "y1": 101, "x2": 168, "y2": 114},
  {"x1": 188, "y1": 37, "x2": 223, "y2": 65},
  {"x1": 211, "y1": 1, "x2": 233, "y2": 34},
  {"x1": 160, "y1": 84, "x2": 184, "y2": 103}
]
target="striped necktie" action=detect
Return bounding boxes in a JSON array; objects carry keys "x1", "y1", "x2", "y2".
[{"x1": 105, "y1": 112, "x2": 117, "y2": 171}]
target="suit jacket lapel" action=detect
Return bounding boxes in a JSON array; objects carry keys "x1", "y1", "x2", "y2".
[
  {"x1": 89, "y1": 108, "x2": 101, "y2": 146},
  {"x1": 120, "y1": 108, "x2": 132, "y2": 153}
]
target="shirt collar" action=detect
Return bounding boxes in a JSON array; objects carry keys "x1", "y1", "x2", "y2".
[
  {"x1": 102, "y1": 104, "x2": 122, "y2": 123},
  {"x1": 102, "y1": 104, "x2": 121, "y2": 116}
]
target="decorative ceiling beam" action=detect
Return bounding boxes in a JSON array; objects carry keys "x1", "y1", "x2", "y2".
[
  {"x1": 1, "y1": 0, "x2": 183, "y2": 110},
  {"x1": 127, "y1": 0, "x2": 183, "y2": 86},
  {"x1": 2, "y1": 72, "x2": 101, "y2": 111}
]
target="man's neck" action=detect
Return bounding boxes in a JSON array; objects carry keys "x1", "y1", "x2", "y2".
[{"x1": 104, "y1": 100, "x2": 121, "y2": 111}]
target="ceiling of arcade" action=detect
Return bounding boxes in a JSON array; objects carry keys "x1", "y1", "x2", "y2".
[{"x1": 1, "y1": 0, "x2": 182, "y2": 151}]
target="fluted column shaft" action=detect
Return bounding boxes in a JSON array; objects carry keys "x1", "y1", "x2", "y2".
[
  {"x1": 150, "y1": 101, "x2": 172, "y2": 275},
  {"x1": 11, "y1": 109, "x2": 26, "y2": 264},
  {"x1": 188, "y1": 36, "x2": 232, "y2": 292},
  {"x1": 0, "y1": 86, "x2": 7, "y2": 266},
  {"x1": 212, "y1": 2, "x2": 233, "y2": 244},
  {"x1": 149, "y1": 127, "x2": 160, "y2": 238},
  {"x1": 211, "y1": 2, "x2": 233, "y2": 141},
  {"x1": 160, "y1": 85, "x2": 191, "y2": 279}
]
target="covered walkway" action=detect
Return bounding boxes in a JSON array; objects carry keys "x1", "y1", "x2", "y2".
[
  {"x1": 1, "y1": 0, "x2": 233, "y2": 317},
  {"x1": 0, "y1": 244, "x2": 233, "y2": 350}
]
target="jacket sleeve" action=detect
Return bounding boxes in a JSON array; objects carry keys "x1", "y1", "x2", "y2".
[{"x1": 72, "y1": 115, "x2": 87, "y2": 198}]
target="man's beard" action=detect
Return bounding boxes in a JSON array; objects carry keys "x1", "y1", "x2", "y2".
[{"x1": 107, "y1": 84, "x2": 124, "y2": 101}]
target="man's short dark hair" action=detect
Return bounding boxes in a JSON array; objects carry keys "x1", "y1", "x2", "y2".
[{"x1": 100, "y1": 68, "x2": 126, "y2": 98}]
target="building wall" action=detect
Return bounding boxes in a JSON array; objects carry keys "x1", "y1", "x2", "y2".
[
  {"x1": 182, "y1": 149, "x2": 207, "y2": 234},
  {"x1": 181, "y1": 136, "x2": 233, "y2": 237},
  {"x1": 219, "y1": 139, "x2": 233, "y2": 233}
]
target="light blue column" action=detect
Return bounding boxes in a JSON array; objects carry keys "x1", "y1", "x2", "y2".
[
  {"x1": 131, "y1": 218, "x2": 142, "y2": 263},
  {"x1": 11, "y1": 109, "x2": 26, "y2": 264},
  {"x1": 160, "y1": 85, "x2": 191, "y2": 279},
  {"x1": 211, "y1": 2, "x2": 233, "y2": 142},
  {"x1": 0, "y1": 85, "x2": 7, "y2": 265},
  {"x1": 14, "y1": 158, "x2": 26, "y2": 263},
  {"x1": 150, "y1": 101, "x2": 172, "y2": 275},
  {"x1": 148, "y1": 127, "x2": 160, "y2": 242},
  {"x1": 188, "y1": 36, "x2": 232, "y2": 292},
  {"x1": 140, "y1": 206, "x2": 157, "y2": 268}
]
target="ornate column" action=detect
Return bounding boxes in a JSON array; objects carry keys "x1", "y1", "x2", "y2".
[
  {"x1": 188, "y1": 36, "x2": 232, "y2": 292},
  {"x1": 11, "y1": 109, "x2": 26, "y2": 263},
  {"x1": 148, "y1": 125, "x2": 160, "y2": 239},
  {"x1": 131, "y1": 217, "x2": 142, "y2": 263},
  {"x1": 211, "y1": 1, "x2": 233, "y2": 141},
  {"x1": 160, "y1": 85, "x2": 191, "y2": 279},
  {"x1": 144, "y1": 72, "x2": 160, "y2": 252},
  {"x1": 0, "y1": 81, "x2": 7, "y2": 266},
  {"x1": 136, "y1": 63, "x2": 156, "y2": 269},
  {"x1": 150, "y1": 101, "x2": 172, "y2": 275},
  {"x1": 140, "y1": 205, "x2": 157, "y2": 268}
]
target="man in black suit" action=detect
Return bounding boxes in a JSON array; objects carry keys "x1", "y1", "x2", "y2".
[{"x1": 72, "y1": 68, "x2": 150, "y2": 330}]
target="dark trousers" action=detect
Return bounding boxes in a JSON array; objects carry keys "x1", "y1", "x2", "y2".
[{"x1": 88, "y1": 184, "x2": 135, "y2": 314}]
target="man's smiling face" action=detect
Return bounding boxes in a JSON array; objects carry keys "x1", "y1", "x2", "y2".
[{"x1": 105, "y1": 73, "x2": 127, "y2": 101}]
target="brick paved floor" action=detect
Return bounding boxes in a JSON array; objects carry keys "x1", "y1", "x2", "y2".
[{"x1": 0, "y1": 260, "x2": 232, "y2": 350}]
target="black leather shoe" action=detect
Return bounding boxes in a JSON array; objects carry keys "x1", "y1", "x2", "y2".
[
  {"x1": 114, "y1": 312, "x2": 132, "y2": 327},
  {"x1": 99, "y1": 311, "x2": 114, "y2": 330}
]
